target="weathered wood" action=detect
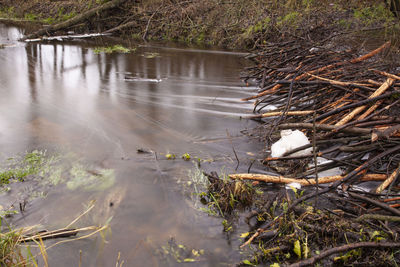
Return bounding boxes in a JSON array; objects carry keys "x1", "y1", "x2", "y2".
[
  {"x1": 241, "y1": 41, "x2": 390, "y2": 101},
  {"x1": 376, "y1": 163, "x2": 400, "y2": 193},
  {"x1": 349, "y1": 192, "x2": 400, "y2": 216},
  {"x1": 310, "y1": 91, "x2": 397, "y2": 123},
  {"x1": 229, "y1": 173, "x2": 387, "y2": 186},
  {"x1": 246, "y1": 110, "x2": 315, "y2": 119},
  {"x1": 21, "y1": 0, "x2": 127, "y2": 41},
  {"x1": 22, "y1": 228, "x2": 79, "y2": 242},
  {"x1": 24, "y1": 33, "x2": 111, "y2": 42},
  {"x1": 104, "y1": 20, "x2": 137, "y2": 34},
  {"x1": 278, "y1": 122, "x2": 372, "y2": 135},
  {"x1": 335, "y1": 78, "x2": 395, "y2": 126}
]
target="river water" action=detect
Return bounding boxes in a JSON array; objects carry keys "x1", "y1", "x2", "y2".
[{"x1": 0, "y1": 24, "x2": 260, "y2": 266}]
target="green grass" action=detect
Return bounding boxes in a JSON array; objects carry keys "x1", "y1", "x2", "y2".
[
  {"x1": 0, "y1": 228, "x2": 22, "y2": 266},
  {"x1": 353, "y1": 3, "x2": 394, "y2": 26},
  {"x1": 24, "y1": 13, "x2": 38, "y2": 21}
]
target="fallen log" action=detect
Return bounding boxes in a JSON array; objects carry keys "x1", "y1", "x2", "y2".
[
  {"x1": 21, "y1": 0, "x2": 127, "y2": 41},
  {"x1": 24, "y1": 33, "x2": 111, "y2": 42},
  {"x1": 229, "y1": 173, "x2": 387, "y2": 186},
  {"x1": 22, "y1": 228, "x2": 79, "y2": 242}
]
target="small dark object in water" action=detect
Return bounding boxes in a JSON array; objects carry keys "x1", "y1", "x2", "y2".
[{"x1": 137, "y1": 148, "x2": 151, "y2": 154}]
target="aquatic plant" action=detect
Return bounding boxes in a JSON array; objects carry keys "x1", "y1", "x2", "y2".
[
  {"x1": 165, "y1": 153, "x2": 176, "y2": 160},
  {"x1": 67, "y1": 164, "x2": 115, "y2": 191},
  {"x1": 181, "y1": 153, "x2": 191, "y2": 161},
  {"x1": 93, "y1": 45, "x2": 133, "y2": 54},
  {"x1": 157, "y1": 237, "x2": 205, "y2": 264},
  {"x1": 0, "y1": 150, "x2": 46, "y2": 185},
  {"x1": 200, "y1": 172, "x2": 255, "y2": 217}
]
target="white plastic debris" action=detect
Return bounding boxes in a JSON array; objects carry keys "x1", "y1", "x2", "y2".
[
  {"x1": 309, "y1": 157, "x2": 342, "y2": 178},
  {"x1": 309, "y1": 47, "x2": 320, "y2": 53},
  {"x1": 264, "y1": 105, "x2": 278, "y2": 111},
  {"x1": 361, "y1": 152, "x2": 370, "y2": 160},
  {"x1": 285, "y1": 182, "x2": 302, "y2": 190},
  {"x1": 271, "y1": 129, "x2": 312, "y2": 157}
]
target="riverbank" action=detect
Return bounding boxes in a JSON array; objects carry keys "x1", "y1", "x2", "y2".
[
  {"x1": 1, "y1": 1, "x2": 400, "y2": 266},
  {"x1": 0, "y1": 0, "x2": 399, "y2": 48}
]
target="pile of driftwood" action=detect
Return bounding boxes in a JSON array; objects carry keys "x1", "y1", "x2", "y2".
[
  {"x1": 236, "y1": 41, "x2": 400, "y2": 188},
  {"x1": 229, "y1": 41, "x2": 400, "y2": 265}
]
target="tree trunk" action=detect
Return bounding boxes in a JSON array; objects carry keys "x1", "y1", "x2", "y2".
[{"x1": 21, "y1": 0, "x2": 128, "y2": 41}]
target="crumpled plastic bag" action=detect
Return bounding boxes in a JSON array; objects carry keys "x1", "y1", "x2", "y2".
[{"x1": 271, "y1": 129, "x2": 312, "y2": 158}]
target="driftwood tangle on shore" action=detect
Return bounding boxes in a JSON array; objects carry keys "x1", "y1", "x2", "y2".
[{"x1": 233, "y1": 40, "x2": 400, "y2": 265}]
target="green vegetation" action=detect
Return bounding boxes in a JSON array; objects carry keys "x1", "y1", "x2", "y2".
[
  {"x1": 197, "y1": 172, "x2": 255, "y2": 219},
  {"x1": 0, "y1": 149, "x2": 113, "y2": 265},
  {"x1": 277, "y1": 11, "x2": 301, "y2": 29},
  {"x1": 24, "y1": 13, "x2": 38, "y2": 21},
  {"x1": 165, "y1": 153, "x2": 176, "y2": 160},
  {"x1": 67, "y1": 165, "x2": 115, "y2": 191},
  {"x1": 133, "y1": 0, "x2": 399, "y2": 47},
  {"x1": 236, "y1": 196, "x2": 394, "y2": 265},
  {"x1": 0, "y1": 228, "x2": 25, "y2": 266},
  {"x1": 143, "y1": 52, "x2": 160, "y2": 59},
  {"x1": 353, "y1": 3, "x2": 394, "y2": 26},
  {"x1": 0, "y1": 2, "x2": 78, "y2": 24},
  {"x1": 57, "y1": 7, "x2": 77, "y2": 22},
  {"x1": 93, "y1": 45, "x2": 133, "y2": 54},
  {"x1": 158, "y1": 237, "x2": 205, "y2": 264},
  {"x1": 0, "y1": 150, "x2": 46, "y2": 185},
  {"x1": 0, "y1": 6, "x2": 15, "y2": 19},
  {"x1": 0, "y1": 150, "x2": 117, "y2": 196},
  {"x1": 243, "y1": 17, "x2": 271, "y2": 38},
  {"x1": 181, "y1": 153, "x2": 191, "y2": 161}
]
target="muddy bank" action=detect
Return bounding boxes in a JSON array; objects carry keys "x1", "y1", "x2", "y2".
[{"x1": 0, "y1": 0, "x2": 399, "y2": 48}]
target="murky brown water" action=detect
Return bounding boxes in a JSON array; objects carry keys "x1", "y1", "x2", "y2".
[{"x1": 0, "y1": 24, "x2": 261, "y2": 266}]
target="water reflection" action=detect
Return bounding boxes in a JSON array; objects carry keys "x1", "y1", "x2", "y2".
[{"x1": 0, "y1": 24, "x2": 259, "y2": 266}]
